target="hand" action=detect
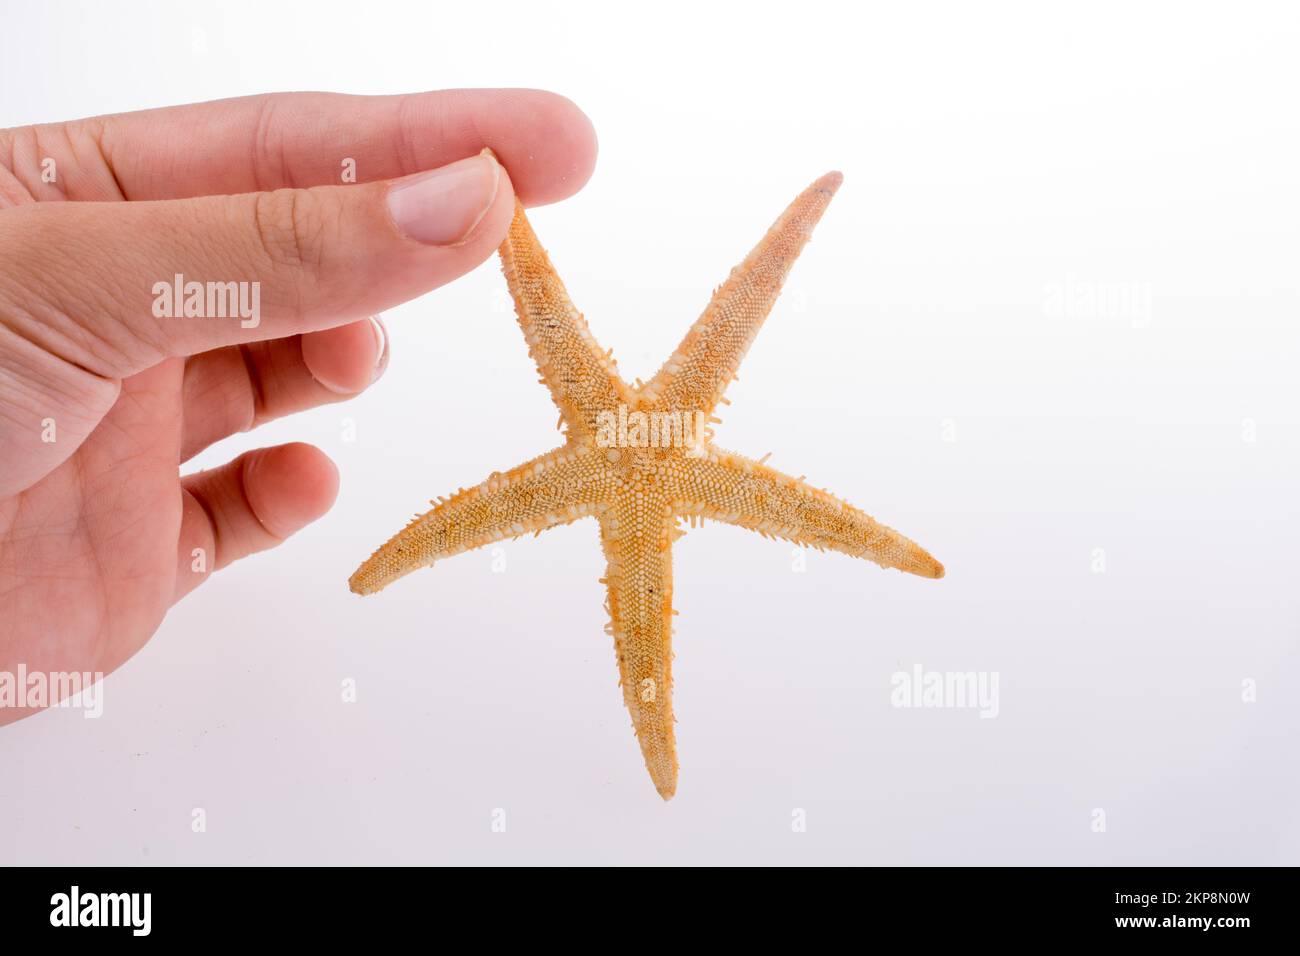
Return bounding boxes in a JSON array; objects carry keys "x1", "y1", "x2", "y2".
[{"x1": 0, "y1": 90, "x2": 597, "y2": 723}]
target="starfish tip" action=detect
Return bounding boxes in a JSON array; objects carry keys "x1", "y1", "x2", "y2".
[
  {"x1": 918, "y1": 553, "x2": 945, "y2": 579},
  {"x1": 816, "y1": 170, "x2": 844, "y2": 193}
]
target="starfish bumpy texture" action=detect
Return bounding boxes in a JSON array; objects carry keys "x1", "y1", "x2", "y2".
[{"x1": 350, "y1": 166, "x2": 943, "y2": 799}]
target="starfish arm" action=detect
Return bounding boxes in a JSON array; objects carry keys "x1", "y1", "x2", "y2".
[
  {"x1": 672, "y1": 452, "x2": 945, "y2": 579},
  {"x1": 640, "y1": 171, "x2": 843, "y2": 416},
  {"x1": 349, "y1": 447, "x2": 612, "y2": 595},
  {"x1": 599, "y1": 489, "x2": 680, "y2": 800},
  {"x1": 500, "y1": 199, "x2": 633, "y2": 441}
]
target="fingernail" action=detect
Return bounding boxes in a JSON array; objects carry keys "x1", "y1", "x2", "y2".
[
  {"x1": 386, "y1": 155, "x2": 500, "y2": 245},
  {"x1": 369, "y1": 315, "x2": 388, "y2": 383}
]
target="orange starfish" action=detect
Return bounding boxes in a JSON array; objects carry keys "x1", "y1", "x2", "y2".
[{"x1": 350, "y1": 165, "x2": 944, "y2": 799}]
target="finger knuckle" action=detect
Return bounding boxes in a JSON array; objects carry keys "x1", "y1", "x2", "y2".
[{"x1": 251, "y1": 187, "x2": 325, "y2": 271}]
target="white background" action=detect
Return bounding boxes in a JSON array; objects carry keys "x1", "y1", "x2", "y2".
[{"x1": 1, "y1": 0, "x2": 1297, "y2": 864}]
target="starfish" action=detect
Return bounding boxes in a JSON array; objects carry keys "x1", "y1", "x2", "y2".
[{"x1": 350, "y1": 164, "x2": 944, "y2": 799}]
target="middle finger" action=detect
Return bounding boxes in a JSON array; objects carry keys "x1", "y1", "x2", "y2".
[{"x1": 180, "y1": 316, "x2": 387, "y2": 462}]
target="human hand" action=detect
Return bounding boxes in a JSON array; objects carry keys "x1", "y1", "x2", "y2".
[{"x1": 0, "y1": 90, "x2": 597, "y2": 723}]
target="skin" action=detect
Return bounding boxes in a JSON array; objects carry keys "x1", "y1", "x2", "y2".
[{"x1": 0, "y1": 89, "x2": 598, "y2": 725}]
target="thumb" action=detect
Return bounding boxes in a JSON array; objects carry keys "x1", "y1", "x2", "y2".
[{"x1": 0, "y1": 151, "x2": 513, "y2": 375}]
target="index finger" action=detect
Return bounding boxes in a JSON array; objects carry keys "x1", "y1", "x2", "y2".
[{"x1": 74, "y1": 89, "x2": 597, "y2": 204}]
